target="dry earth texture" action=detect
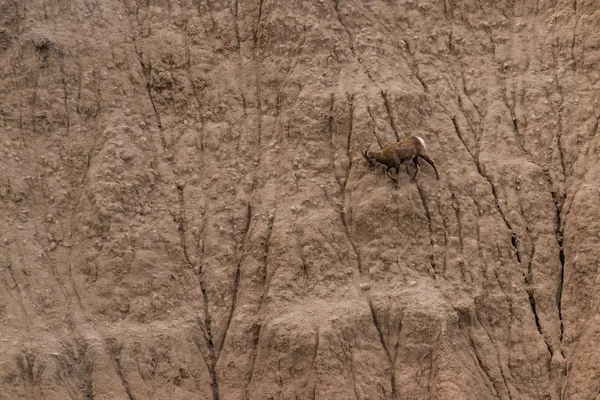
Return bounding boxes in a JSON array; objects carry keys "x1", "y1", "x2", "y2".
[{"x1": 1, "y1": 0, "x2": 600, "y2": 399}]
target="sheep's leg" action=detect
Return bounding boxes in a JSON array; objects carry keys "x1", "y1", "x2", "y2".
[
  {"x1": 419, "y1": 155, "x2": 440, "y2": 180},
  {"x1": 395, "y1": 167, "x2": 401, "y2": 189},
  {"x1": 410, "y1": 157, "x2": 420, "y2": 183},
  {"x1": 386, "y1": 167, "x2": 397, "y2": 183}
]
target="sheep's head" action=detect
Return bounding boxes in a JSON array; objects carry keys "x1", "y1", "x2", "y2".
[{"x1": 362, "y1": 149, "x2": 377, "y2": 170}]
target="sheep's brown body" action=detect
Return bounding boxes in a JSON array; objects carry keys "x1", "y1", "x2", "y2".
[{"x1": 362, "y1": 136, "x2": 440, "y2": 189}]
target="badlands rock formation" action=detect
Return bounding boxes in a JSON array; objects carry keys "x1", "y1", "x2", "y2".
[{"x1": 1, "y1": 0, "x2": 600, "y2": 399}]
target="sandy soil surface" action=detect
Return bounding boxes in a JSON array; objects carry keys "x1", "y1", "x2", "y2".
[{"x1": 1, "y1": 0, "x2": 600, "y2": 399}]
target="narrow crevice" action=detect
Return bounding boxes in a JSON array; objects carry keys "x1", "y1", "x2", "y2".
[
  {"x1": 134, "y1": 358, "x2": 152, "y2": 399},
  {"x1": 301, "y1": 257, "x2": 309, "y2": 291},
  {"x1": 340, "y1": 332, "x2": 360, "y2": 400},
  {"x1": 245, "y1": 323, "x2": 261, "y2": 400},
  {"x1": 345, "y1": 93, "x2": 355, "y2": 160},
  {"x1": 511, "y1": 234, "x2": 521, "y2": 263},
  {"x1": 253, "y1": 0, "x2": 264, "y2": 47},
  {"x1": 274, "y1": 79, "x2": 283, "y2": 117},
  {"x1": 276, "y1": 359, "x2": 284, "y2": 397},
  {"x1": 527, "y1": 288, "x2": 553, "y2": 358},
  {"x1": 468, "y1": 334, "x2": 500, "y2": 399},
  {"x1": 339, "y1": 93, "x2": 363, "y2": 275},
  {"x1": 557, "y1": 121, "x2": 566, "y2": 178},
  {"x1": 551, "y1": 188, "x2": 565, "y2": 344},
  {"x1": 328, "y1": 93, "x2": 335, "y2": 146},
  {"x1": 436, "y1": 199, "x2": 449, "y2": 274},
  {"x1": 129, "y1": 33, "x2": 164, "y2": 138},
  {"x1": 475, "y1": 311, "x2": 513, "y2": 400},
  {"x1": 455, "y1": 95, "x2": 478, "y2": 140},
  {"x1": 69, "y1": 342, "x2": 95, "y2": 400},
  {"x1": 570, "y1": 35, "x2": 576, "y2": 68},
  {"x1": 16, "y1": 353, "x2": 44, "y2": 400},
  {"x1": 183, "y1": 23, "x2": 205, "y2": 127},
  {"x1": 31, "y1": 70, "x2": 41, "y2": 136},
  {"x1": 194, "y1": 0, "x2": 217, "y2": 31},
  {"x1": 483, "y1": 27, "x2": 496, "y2": 62},
  {"x1": 176, "y1": 186, "x2": 219, "y2": 400},
  {"x1": 369, "y1": 301, "x2": 397, "y2": 400},
  {"x1": 413, "y1": 71, "x2": 428, "y2": 93},
  {"x1": 500, "y1": 81, "x2": 527, "y2": 159},
  {"x1": 570, "y1": 9, "x2": 581, "y2": 70},
  {"x1": 231, "y1": 0, "x2": 241, "y2": 53},
  {"x1": 327, "y1": 93, "x2": 337, "y2": 175},
  {"x1": 451, "y1": 116, "x2": 475, "y2": 159},
  {"x1": 417, "y1": 183, "x2": 436, "y2": 274},
  {"x1": 498, "y1": 354, "x2": 512, "y2": 400},
  {"x1": 513, "y1": 118, "x2": 524, "y2": 154},
  {"x1": 473, "y1": 200, "x2": 487, "y2": 270},
  {"x1": 442, "y1": 0, "x2": 453, "y2": 18},
  {"x1": 331, "y1": 1, "x2": 376, "y2": 84},
  {"x1": 508, "y1": 109, "x2": 545, "y2": 172},
  {"x1": 366, "y1": 106, "x2": 384, "y2": 148},
  {"x1": 176, "y1": 185, "x2": 194, "y2": 268},
  {"x1": 394, "y1": 37, "x2": 428, "y2": 92},
  {"x1": 252, "y1": 7, "x2": 264, "y2": 186},
  {"x1": 5, "y1": 262, "x2": 28, "y2": 317},
  {"x1": 241, "y1": 93, "x2": 248, "y2": 116},
  {"x1": 260, "y1": 214, "x2": 275, "y2": 298},
  {"x1": 138, "y1": 54, "x2": 163, "y2": 131},
  {"x1": 392, "y1": 320, "x2": 401, "y2": 365},
  {"x1": 343, "y1": 93, "x2": 355, "y2": 190},
  {"x1": 459, "y1": 71, "x2": 484, "y2": 120},
  {"x1": 525, "y1": 240, "x2": 535, "y2": 285},
  {"x1": 547, "y1": 49, "x2": 567, "y2": 178},
  {"x1": 340, "y1": 210, "x2": 363, "y2": 275},
  {"x1": 91, "y1": 69, "x2": 102, "y2": 118},
  {"x1": 105, "y1": 340, "x2": 135, "y2": 400},
  {"x1": 202, "y1": 312, "x2": 220, "y2": 400},
  {"x1": 452, "y1": 115, "x2": 520, "y2": 263},
  {"x1": 451, "y1": 193, "x2": 463, "y2": 254},
  {"x1": 218, "y1": 203, "x2": 253, "y2": 358},
  {"x1": 381, "y1": 91, "x2": 400, "y2": 141}
]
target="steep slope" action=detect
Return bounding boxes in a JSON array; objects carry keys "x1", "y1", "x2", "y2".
[{"x1": 1, "y1": 0, "x2": 599, "y2": 399}]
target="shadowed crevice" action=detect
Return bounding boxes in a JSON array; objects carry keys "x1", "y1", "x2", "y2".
[
  {"x1": 526, "y1": 288, "x2": 553, "y2": 358},
  {"x1": 105, "y1": 340, "x2": 135, "y2": 400},
  {"x1": 331, "y1": 1, "x2": 376, "y2": 84},
  {"x1": 245, "y1": 323, "x2": 261, "y2": 400},
  {"x1": 218, "y1": 203, "x2": 253, "y2": 358},
  {"x1": 550, "y1": 189, "x2": 565, "y2": 344},
  {"x1": 416, "y1": 183, "x2": 436, "y2": 275},
  {"x1": 381, "y1": 91, "x2": 400, "y2": 141},
  {"x1": 176, "y1": 185, "x2": 219, "y2": 400},
  {"x1": 451, "y1": 115, "x2": 521, "y2": 265},
  {"x1": 468, "y1": 333, "x2": 501, "y2": 400},
  {"x1": 369, "y1": 301, "x2": 397, "y2": 400}
]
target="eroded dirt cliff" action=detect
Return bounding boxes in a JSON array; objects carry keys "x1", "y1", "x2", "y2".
[{"x1": 1, "y1": 0, "x2": 600, "y2": 399}]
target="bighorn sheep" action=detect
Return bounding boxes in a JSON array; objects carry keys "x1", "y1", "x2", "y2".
[{"x1": 362, "y1": 136, "x2": 440, "y2": 189}]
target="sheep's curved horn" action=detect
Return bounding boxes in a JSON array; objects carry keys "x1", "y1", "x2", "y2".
[{"x1": 362, "y1": 149, "x2": 370, "y2": 159}]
